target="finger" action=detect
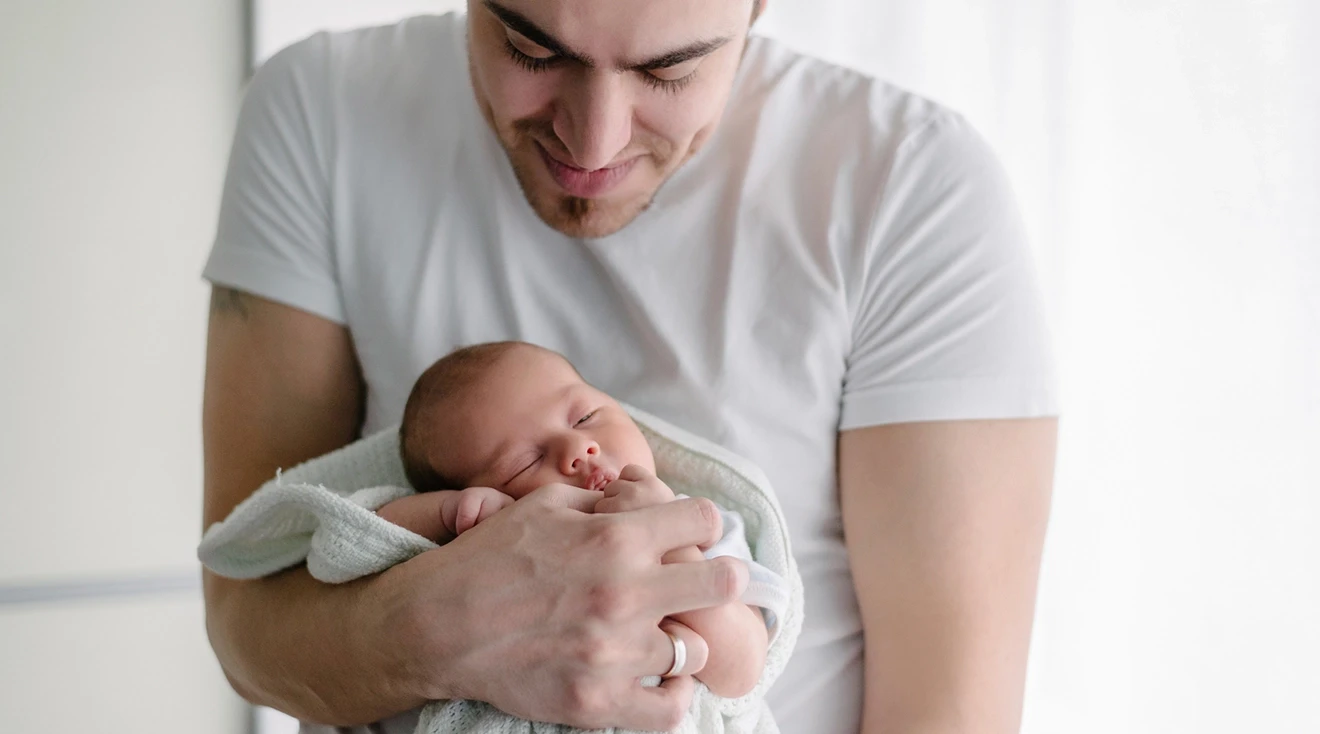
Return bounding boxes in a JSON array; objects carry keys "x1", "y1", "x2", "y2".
[
  {"x1": 595, "y1": 485, "x2": 647, "y2": 515},
  {"x1": 618, "y1": 464, "x2": 652, "y2": 482},
  {"x1": 528, "y1": 482, "x2": 602, "y2": 513},
  {"x1": 594, "y1": 496, "x2": 622, "y2": 515},
  {"x1": 600, "y1": 478, "x2": 629, "y2": 499},
  {"x1": 644, "y1": 556, "x2": 748, "y2": 618},
  {"x1": 614, "y1": 674, "x2": 693, "y2": 733},
  {"x1": 476, "y1": 496, "x2": 505, "y2": 524},
  {"x1": 455, "y1": 497, "x2": 481, "y2": 535},
  {"x1": 658, "y1": 619, "x2": 709, "y2": 678},
  {"x1": 630, "y1": 496, "x2": 724, "y2": 552}
]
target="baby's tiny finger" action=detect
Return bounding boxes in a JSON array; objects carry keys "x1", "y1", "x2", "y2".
[{"x1": 455, "y1": 497, "x2": 482, "y2": 534}]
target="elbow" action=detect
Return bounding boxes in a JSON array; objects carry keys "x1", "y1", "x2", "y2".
[
  {"x1": 702, "y1": 646, "x2": 767, "y2": 699},
  {"x1": 203, "y1": 574, "x2": 264, "y2": 706},
  {"x1": 703, "y1": 667, "x2": 762, "y2": 700}
]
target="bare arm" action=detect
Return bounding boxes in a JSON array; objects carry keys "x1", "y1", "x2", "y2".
[
  {"x1": 838, "y1": 418, "x2": 1056, "y2": 734},
  {"x1": 376, "y1": 492, "x2": 457, "y2": 543},
  {"x1": 203, "y1": 287, "x2": 422, "y2": 723},
  {"x1": 203, "y1": 289, "x2": 742, "y2": 730}
]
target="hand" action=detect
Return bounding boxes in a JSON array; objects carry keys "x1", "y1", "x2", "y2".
[
  {"x1": 594, "y1": 464, "x2": 677, "y2": 515},
  {"x1": 597, "y1": 465, "x2": 709, "y2": 564},
  {"x1": 441, "y1": 486, "x2": 515, "y2": 536},
  {"x1": 360, "y1": 482, "x2": 746, "y2": 731}
]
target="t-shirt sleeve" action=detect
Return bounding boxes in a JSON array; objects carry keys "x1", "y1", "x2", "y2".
[
  {"x1": 202, "y1": 33, "x2": 346, "y2": 324},
  {"x1": 840, "y1": 113, "x2": 1059, "y2": 430}
]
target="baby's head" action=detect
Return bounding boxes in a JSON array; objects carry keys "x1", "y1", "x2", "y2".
[{"x1": 400, "y1": 342, "x2": 656, "y2": 498}]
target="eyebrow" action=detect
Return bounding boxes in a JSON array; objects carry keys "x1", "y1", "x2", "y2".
[{"x1": 483, "y1": 1, "x2": 732, "y2": 71}]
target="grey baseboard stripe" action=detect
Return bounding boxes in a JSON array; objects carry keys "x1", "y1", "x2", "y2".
[{"x1": 0, "y1": 570, "x2": 201, "y2": 607}]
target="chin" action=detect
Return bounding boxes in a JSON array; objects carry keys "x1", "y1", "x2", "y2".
[
  {"x1": 541, "y1": 192, "x2": 655, "y2": 239},
  {"x1": 507, "y1": 154, "x2": 660, "y2": 239}
]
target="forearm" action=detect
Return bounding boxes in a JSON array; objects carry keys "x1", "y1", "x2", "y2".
[
  {"x1": 667, "y1": 546, "x2": 768, "y2": 698},
  {"x1": 204, "y1": 567, "x2": 428, "y2": 725},
  {"x1": 377, "y1": 491, "x2": 456, "y2": 543}
]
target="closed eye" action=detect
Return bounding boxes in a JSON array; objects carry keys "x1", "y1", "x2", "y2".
[
  {"x1": 575, "y1": 409, "x2": 599, "y2": 427},
  {"x1": 640, "y1": 59, "x2": 701, "y2": 93},
  {"x1": 503, "y1": 28, "x2": 699, "y2": 93},
  {"x1": 504, "y1": 28, "x2": 559, "y2": 73},
  {"x1": 505, "y1": 454, "x2": 542, "y2": 487}
]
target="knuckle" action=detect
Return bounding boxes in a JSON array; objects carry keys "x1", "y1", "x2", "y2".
[
  {"x1": 591, "y1": 520, "x2": 634, "y2": 556},
  {"x1": 565, "y1": 679, "x2": 609, "y2": 725},
  {"x1": 692, "y1": 496, "x2": 723, "y2": 536},
  {"x1": 571, "y1": 626, "x2": 615, "y2": 668},
  {"x1": 711, "y1": 556, "x2": 746, "y2": 601},
  {"x1": 584, "y1": 580, "x2": 634, "y2": 623}
]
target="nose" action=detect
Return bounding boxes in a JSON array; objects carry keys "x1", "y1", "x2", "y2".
[
  {"x1": 559, "y1": 433, "x2": 601, "y2": 476},
  {"x1": 553, "y1": 70, "x2": 633, "y2": 171}
]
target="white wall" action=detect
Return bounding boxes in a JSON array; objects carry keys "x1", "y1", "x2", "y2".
[{"x1": 0, "y1": 1, "x2": 247, "y2": 732}]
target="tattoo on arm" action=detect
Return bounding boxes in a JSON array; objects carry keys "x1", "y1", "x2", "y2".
[{"x1": 210, "y1": 287, "x2": 250, "y2": 320}]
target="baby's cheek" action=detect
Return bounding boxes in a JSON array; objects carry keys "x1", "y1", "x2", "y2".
[{"x1": 627, "y1": 437, "x2": 657, "y2": 474}]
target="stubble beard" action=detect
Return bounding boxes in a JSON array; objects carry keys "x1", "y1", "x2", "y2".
[{"x1": 502, "y1": 117, "x2": 681, "y2": 240}]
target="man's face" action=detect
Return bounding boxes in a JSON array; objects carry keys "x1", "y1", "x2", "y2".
[{"x1": 467, "y1": 0, "x2": 759, "y2": 238}]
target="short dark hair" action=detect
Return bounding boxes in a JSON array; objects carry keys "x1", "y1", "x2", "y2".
[{"x1": 399, "y1": 341, "x2": 527, "y2": 492}]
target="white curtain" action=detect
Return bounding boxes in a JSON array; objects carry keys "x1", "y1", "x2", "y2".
[{"x1": 758, "y1": 1, "x2": 1320, "y2": 732}]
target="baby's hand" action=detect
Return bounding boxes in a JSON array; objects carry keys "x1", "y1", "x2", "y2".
[
  {"x1": 594, "y1": 465, "x2": 676, "y2": 514},
  {"x1": 442, "y1": 486, "x2": 515, "y2": 536}
]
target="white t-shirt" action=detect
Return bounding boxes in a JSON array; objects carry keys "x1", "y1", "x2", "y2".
[{"x1": 205, "y1": 12, "x2": 1057, "y2": 734}]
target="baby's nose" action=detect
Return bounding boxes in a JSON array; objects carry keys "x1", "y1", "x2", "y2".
[{"x1": 568, "y1": 442, "x2": 600, "y2": 472}]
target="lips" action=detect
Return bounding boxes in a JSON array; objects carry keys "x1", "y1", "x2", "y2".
[{"x1": 537, "y1": 143, "x2": 637, "y2": 199}]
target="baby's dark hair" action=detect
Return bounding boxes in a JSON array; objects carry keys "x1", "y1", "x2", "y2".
[
  {"x1": 399, "y1": 341, "x2": 579, "y2": 493},
  {"x1": 400, "y1": 341, "x2": 522, "y2": 492}
]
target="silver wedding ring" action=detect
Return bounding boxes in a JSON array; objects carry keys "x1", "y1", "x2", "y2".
[{"x1": 663, "y1": 629, "x2": 687, "y2": 678}]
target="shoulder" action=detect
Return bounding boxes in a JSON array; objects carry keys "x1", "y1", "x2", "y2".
[
  {"x1": 725, "y1": 36, "x2": 1001, "y2": 244},
  {"x1": 251, "y1": 13, "x2": 468, "y2": 119},
  {"x1": 731, "y1": 35, "x2": 973, "y2": 175}
]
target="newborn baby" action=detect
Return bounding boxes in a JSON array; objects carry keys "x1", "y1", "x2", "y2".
[{"x1": 377, "y1": 341, "x2": 777, "y2": 699}]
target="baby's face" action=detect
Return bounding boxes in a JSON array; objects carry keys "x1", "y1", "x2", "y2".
[{"x1": 436, "y1": 347, "x2": 656, "y2": 499}]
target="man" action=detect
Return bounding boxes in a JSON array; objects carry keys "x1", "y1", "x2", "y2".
[{"x1": 202, "y1": 1, "x2": 1058, "y2": 732}]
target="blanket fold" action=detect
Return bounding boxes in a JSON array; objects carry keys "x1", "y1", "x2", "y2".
[{"x1": 199, "y1": 406, "x2": 803, "y2": 734}]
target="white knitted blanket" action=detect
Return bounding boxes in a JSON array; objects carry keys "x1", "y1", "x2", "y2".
[{"x1": 198, "y1": 406, "x2": 803, "y2": 734}]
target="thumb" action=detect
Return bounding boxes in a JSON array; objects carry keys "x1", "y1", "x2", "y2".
[{"x1": 618, "y1": 464, "x2": 652, "y2": 482}]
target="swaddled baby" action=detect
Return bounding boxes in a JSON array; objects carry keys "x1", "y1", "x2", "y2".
[{"x1": 376, "y1": 340, "x2": 785, "y2": 699}]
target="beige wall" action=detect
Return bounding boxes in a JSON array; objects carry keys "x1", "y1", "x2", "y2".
[{"x1": 0, "y1": 1, "x2": 247, "y2": 731}]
